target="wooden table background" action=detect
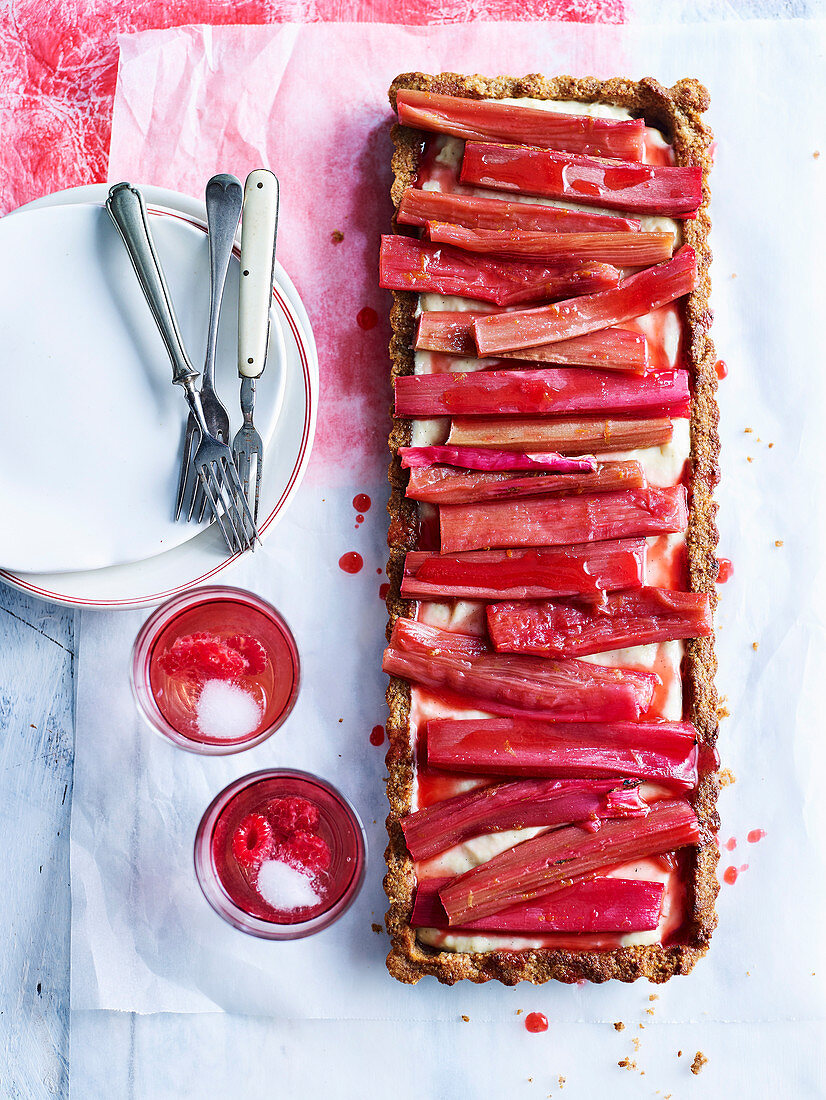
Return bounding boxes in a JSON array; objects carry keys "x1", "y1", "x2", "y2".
[{"x1": 0, "y1": 0, "x2": 814, "y2": 1095}]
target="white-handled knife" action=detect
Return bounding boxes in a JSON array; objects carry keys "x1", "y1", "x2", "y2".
[{"x1": 232, "y1": 169, "x2": 280, "y2": 521}]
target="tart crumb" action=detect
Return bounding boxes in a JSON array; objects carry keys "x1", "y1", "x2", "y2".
[
  {"x1": 719, "y1": 768, "x2": 736, "y2": 787},
  {"x1": 677, "y1": 1050, "x2": 683, "y2": 1057},
  {"x1": 461, "y1": 1015, "x2": 470, "y2": 1022},
  {"x1": 775, "y1": 540, "x2": 784, "y2": 547},
  {"x1": 646, "y1": 1008, "x2": 655, "y2": 1016},
  {"x1": 331, "y1": 229, "x2": 345, "y2": 244},
  {"x1": 632, "y1": 1037, "x2": 641, "y2": 1052},
  {"x1": 814, "y1": 150, "x2": 821, "y2": 159},
  {"x1": 613, "y1": 1021, "x2": 625, "y2": 1031},
  {"x1": 558, "y1": 1076, "x2": 566, "y2": 1088},
  {"x1": 690, "y1": 1051, "x2": 708, "y2": 1075},
  {"x1": 752, "y1": 642, "x2": 759, "y2": 651},
  {"x1": 516, "y1": 1008, "x2": 523, "y2": 1015},
  {"x1": 768, "y1": 442, "x2": 774, "y2": 448},
  {"x1": 618, "y1": 1058, "x2": 636, "y2": 1071},
  {"x1": 744, "y1": 427, "x2": 753, "y2": 433},
  {"x1": 649, "y1": 994, "x2": 659, "y2": 1002},
  {"x1": 371, "y1": 922, "x2": 383, "y2": 935},
  {"x1": 746, "y1": 456, "x2": 753, "y2": 463}
]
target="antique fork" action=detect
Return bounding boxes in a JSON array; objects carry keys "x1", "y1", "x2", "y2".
[
  {"x1": 175, "y1": 173, "x2": 243, "y2": 522},
  {"x1": 232, "y1": 169, "x2": 280, "y2": 523},
  {"x1": 106, "y1": 182, "x2": 257, "y2": 553}
]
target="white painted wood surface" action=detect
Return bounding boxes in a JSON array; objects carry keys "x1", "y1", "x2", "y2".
[{"x1": 0, "y1": 582, "x2": 74, "y2": 1098}]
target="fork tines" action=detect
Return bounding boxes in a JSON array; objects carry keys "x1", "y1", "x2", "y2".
[{"x1": 196, "y1": 452, "x2": 258, "y2": 553}]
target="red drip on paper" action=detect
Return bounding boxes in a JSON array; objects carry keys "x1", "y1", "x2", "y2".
[
  {"x1": 747, "y1": 829, "x2": 766, "y2": 844},
  {"x1": 353, "y1": 493, "x2": 371, "y2": 513},
  {"x1": 379, "y1": 582, "x2": 390, "y2": 599},
  {"x1": 717, "y1": 557, "x2": 734, "y2": 583},
  {"x1": 525, "y1": 1012, "x2": 549, "y2": 1034},
  {"x1": 370, "y1": 725, "x2": 385, "y2": 746},
  {"x1": 724, "y1": 837, "x2": 737, "y2": 851},
  {"x1": 715, "y1": 359, "x2": 728, "y2": 380},
  {"x1": 356, "y1": 307, "x2": 378, "y2": 331},
  {"x1": 339, "y1": 552, "x2": 363, "y2": 574},
  {"x1": 723, "y1": 864, "x2": 749, "y2": 885}
]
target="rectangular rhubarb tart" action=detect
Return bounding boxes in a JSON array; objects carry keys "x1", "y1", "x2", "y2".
[{"x1": 382, "y1": 73, "x2": 720, "y2": 986}]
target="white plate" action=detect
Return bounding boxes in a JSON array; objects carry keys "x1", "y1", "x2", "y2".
[
  {"x1": 0, "y1": 184, "x2": 318, "y2": 608},
  {"x1": 0, "y1": 200, "x2": 286, "y2": 573}
]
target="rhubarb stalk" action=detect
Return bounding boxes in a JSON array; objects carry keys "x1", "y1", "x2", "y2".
[
  {"x1": 438, "y1": 798, "x2": 701, "y2": 925},
  {"x1": 382, "y1": 618, "x2": 657, "y2": 721},
  {"x1": 397, "y1": 187, "x2": 641, "y2": 233},
  {"x1": 425, "y1": 223, "x2": 675, "y2": 266},
  {"x1": 398, "y1": 445, "x2": 596, "y2": 473},
  {"x1": 404, "y1": 461, "x2": 646, "y2": 506},
  {"x1": 446, "y1": 416, "x2": 673, "y2": 454},
  {"x1": 400, "y1": 778, "x2": 647, "y2": 861},
  {"x1": 426, "y1": 716, "x2": 698, "y2": 790},
  {"x1": 379, "y1": 236, "x2": 621, "y2": 308},
  {"x1": 460, "y1": 142, "x2": 702, "y2": 217},
  {"x1": 487, "y1": 588, "x2": 713, "y2": 658},
  {"x1": 416, "y1": 312, "x2": 649, "y2": 373},
  {"x1": 411, "y1": 876, "x2": 665, "y2": 933},
  {"x1": 439, "y1": 486, "x2": 688, "y2": 553},
  {"x1": 394, "y1": 367, "x2": 690, "y2": 419},
  {"x1": 472, "y1": 246, "x2": 697, "y2": 354},
  {"x1": 396, "y1": 89, "x2": 646, "y2": 161},
  {"x1": 401, "y1": 540, "x2": 647, "y2": 600}
]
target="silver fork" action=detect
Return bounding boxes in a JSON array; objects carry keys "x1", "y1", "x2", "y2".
[
  {"x1": 175, "y1": 173, "x2": 242, "y2": 522},
  {"x1": 233, "y1": 169, "x2": 280, "y2": 523},
  {"x1": 106, "y1": 182, "x2": 258, "y2": 554}
]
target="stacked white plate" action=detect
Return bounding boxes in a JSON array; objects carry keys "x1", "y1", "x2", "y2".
[{"x1": 0, "y1": 184, "x2": 318, "y2": 608}]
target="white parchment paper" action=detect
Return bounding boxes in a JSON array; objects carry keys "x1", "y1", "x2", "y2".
[{"x1": 71, "y1": 16, "x2": 826, "y2": 1080}]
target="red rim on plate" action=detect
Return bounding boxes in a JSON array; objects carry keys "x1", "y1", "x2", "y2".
[{"x1": 0, "y1": 203, "x2": 315, "y2": 607}]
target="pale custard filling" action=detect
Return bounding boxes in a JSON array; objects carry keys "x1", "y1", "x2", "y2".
[{"x1": 406, "y1": 99, "x2": 691, "y2": 953}]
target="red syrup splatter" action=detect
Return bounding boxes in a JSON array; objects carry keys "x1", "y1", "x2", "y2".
[
  {"x1": 723, "y1": 864, "x2": 749, "y2": 885},
  {"x1": 376, "y1": 568, "x2": 382, "y2": 575},
  {"x1": 356, "y1": 307, "x2": 378, "y2": 331},
  {"x1": 338, "y1": 552, "x2": 363, "y2": 574},
  {"x1": 724, "y1": 837, "x2": 737, "y2": 851},
  {"x1": 717, "y1": 558, "x2": 734, "y2": 583},
  {"x1": 370, "y1": 725, "x2": 385, "y2": 747},
  {"x1": 356, "y1": 514, "x2": 364, "y2": 524},
  {"x1": 715, "y1": 359, "x2": 729, "y2": 380},
  {"x1": 353, "y1": 494, "x2": 371, "y2": 513},
  {"x1": 748, "y1": 829, "x2": 766, "y2": 844},
  {"x1": 379, "y1": 582, "x2": 390, "y2": 599},
  {"x1": 524, "y1": 1012, "x2": 549, "y2": 1034}
]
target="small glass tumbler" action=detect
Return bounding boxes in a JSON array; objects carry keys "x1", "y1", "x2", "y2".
[
  {"x1": 194, "y1": 770, "x2": 367, "y2": 939},
  {"x1": 131, "y1": 585, "x2": 300, "y2": 755}
]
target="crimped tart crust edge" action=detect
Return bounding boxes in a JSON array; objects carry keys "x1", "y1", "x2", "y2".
[{"x1": 382, "y1": 72, "x2": 720, "y2": 986}]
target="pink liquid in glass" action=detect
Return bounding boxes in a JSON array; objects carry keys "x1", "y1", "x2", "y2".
[
  {"x1": 195, "y1": 770, "x2": 366, "y2": 939},
  {"x1": 132, "y1": 587, "x2": 299, "y2": 754}
]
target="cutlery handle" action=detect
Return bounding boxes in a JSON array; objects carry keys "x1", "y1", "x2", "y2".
[
  {"x1": 204, "y1": 174, "x2": 243, "y2": 387},
  {"x1": 238, "y1": 169, "x2": 279, "y2": 380},
  {"x1": 106, "y1": 182, "x2": 198, "y2": 388}
]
